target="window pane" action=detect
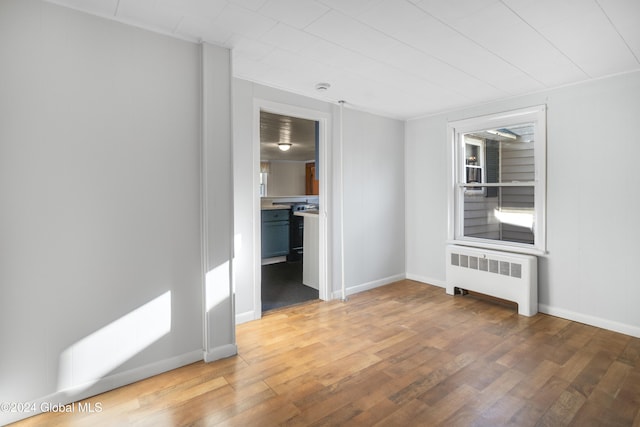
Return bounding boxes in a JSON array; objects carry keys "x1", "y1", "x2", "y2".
[
  {"x1": 464, "y1": 122, "x2": 536, "y2": 184},
  {"x1": 466, "y1": 166, "x2": 482, "y2": 184},
  {"x1": 464, "y1": 137, "x2": 483, "y2": 184},
  {"x1": 462, "y1": 186, "x2": 535, "y2": 245}
]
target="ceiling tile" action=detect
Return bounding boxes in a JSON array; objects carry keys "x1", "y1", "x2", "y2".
[
  {"x1": 429, "y1": 33, "x2": 545, "y2": 93},
  {"x1": 261, "y1": 23, "x2": 321, "y2": 53},
  {"x1": 258, "y1": 0, "x2": 330, "y2": 29},
  {"x1": 302, "y1": 38, "x2": 390, "y2": 78},
  {"x1": 489, "y1": 30, "x2": 587, "y2": 87},
  {"x1": 358, "y1": 1, "x2": 540, "y2": 93},
  {"x1": 505, "y1": 0, "x2": 638, "y2": 77},
  {"x1": 307, "y1": 10, "x2": 508, "y2": 101},
  {"x1": 316, "y1": 0, "x2": 384, "y2": 17},
  {"x1": 443, "y1": 2, "x2": 587, "y2": 86},
  {"x1": 175, "y1": 15, "x2": 231, "y2": 45},
  {"x1": 260, "y1": 48, "x2": 342, "y2": 87},
  {"x1": 237, "y1": 41, "x2": 469, "y2": 118},
  {"x1": 229, "y1": 35, "x2": 274, "y2": 61},
  {"x1": 502, "y1": 0, "x2": 582, "y2": 28},
  {"x1": 537, "y1": 13, "x2": 638, "y2": 77},
  {"x1": 233, "y1": 55, "x2": 280, "y2": 82},
  {"x1": 305, "y1": 12, "x2": 436, "y2": 79},
  {"x1": 212, "y1": 4, "x2": 277, "y2": 40},
  {"x1": 415, "y1": 0, "x2": 501, "y2": 23},
  {"x1": 229, "y1": 0, "x2": 268, "y2": 11},
  {"x1": 299, "y1": 40, "x2": 473, "y2": 115},
  {"x1": 596, "y1": 0, "x2": 640, "y2": 62},
  {"x1": 233, "y1": 52, "x2": 343, "y2": 105},
  {"x1": 324, "y1": 72, "x2": 470, "y2": 119},
  {"x1": 305, "y1": 10, "x2": 389, "y2": 54},
  {"x1": 46, "y1": 0, "x2": 118, "y2": 17},
  {"x1": 358, "y1": 0, "x2": 455, "y2": 46},
  {"x1": 156, "y1": 0, "x2": 227, "y2": 19}
]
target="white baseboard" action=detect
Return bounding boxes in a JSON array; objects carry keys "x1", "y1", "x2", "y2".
[
  {"x1": 538, "y1": 303, "x2": 640, "y2": 339},
  {"x1": 405, "y1": 273, "x2": 446, "y2": 288},
  {"x1": 1, "y1": 350, "x2": 203, "y2": 426},
  {"x1": 408, "y1": 275, "x2": 640, "y2": 339},
  {"x1": 330, "y1": 273, "x2": 406, "y2": 299},
  {"x1": 203, "y1": 344, "x2": 238, "y2": 363},
  {"x1": 236, "y1": 309, "x2": 258, "y2": 325}
]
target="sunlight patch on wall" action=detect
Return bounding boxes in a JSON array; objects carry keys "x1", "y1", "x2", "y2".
[
  {"x1": 57, "y1": 291, "x2": 172, "y2": 392},
  {"x1": 206, "y1": 261, "x2": 230, "y2": 312}
]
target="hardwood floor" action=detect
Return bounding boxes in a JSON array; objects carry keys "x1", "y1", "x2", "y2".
[{"x1": 11, "y1": 280, "x2": 640, "y2": 426}]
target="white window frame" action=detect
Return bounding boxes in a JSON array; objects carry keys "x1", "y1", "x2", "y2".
[
  {"x1": 463, "y1": 136, "x2": 485, "y2": 195},
  {"x1": 447, "y1": 105, "x2": 547, "y2": 255}
]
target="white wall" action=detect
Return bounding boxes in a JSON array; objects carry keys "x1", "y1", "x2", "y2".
[
  {"x1": 405, "y1": 70, "x2": 640, "y2": 337},
  {"x1": 267, "y1": 161, "x2": 306, "y2": 196},
  {"x1": 338, "y1": 107, "x2": 406, "y2": 296},
  {"x1": 233, "y1": 80, "x2": 405, "y2": 321},
  {"x1": 0, "y1": 2, "x2": 234, "y2": 424}
]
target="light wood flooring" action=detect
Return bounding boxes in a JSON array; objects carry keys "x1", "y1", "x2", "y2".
[{"x1": 11, "y1": 280, "x2": 640, "y2": 426}]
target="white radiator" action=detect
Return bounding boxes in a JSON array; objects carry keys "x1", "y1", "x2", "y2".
[{"x1": 445, "y1": 245, "x2": 538, "y2": 316}]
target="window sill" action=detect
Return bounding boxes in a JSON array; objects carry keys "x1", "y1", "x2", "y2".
[{"x1": 447, "y1": 239, "x2": 547, "y2": 257}]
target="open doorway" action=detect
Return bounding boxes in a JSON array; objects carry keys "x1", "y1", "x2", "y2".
[{"x1": 254, "y1": 101, "x2": 330, "y2": 316}]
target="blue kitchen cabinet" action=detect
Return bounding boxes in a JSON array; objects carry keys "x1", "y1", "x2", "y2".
[{"x1": 261, "y1": 209, "x2": 290, "y2": 258}]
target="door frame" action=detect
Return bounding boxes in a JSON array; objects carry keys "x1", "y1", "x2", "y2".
[{"x1": 252, "y1": 99, "x2": 331, "y2": 316}]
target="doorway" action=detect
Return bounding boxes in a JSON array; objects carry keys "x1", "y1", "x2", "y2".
[{"x1": 253, "y1": 100, "x2": 330, "y2": 316}]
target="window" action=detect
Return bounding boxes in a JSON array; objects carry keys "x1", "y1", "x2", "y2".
[
  {"x1": 448, "y1": 106, "x2": 546, "y2": 254},
  {"x1": 464, "y1": 137, "x2": 484, "y2": 195}
]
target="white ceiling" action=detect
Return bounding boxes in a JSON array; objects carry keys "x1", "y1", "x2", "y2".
[
  {"x1": 44, "y1": 0, "x2": 640, "y2": 119},
  {"x1": 260, "y1": 111, "x2": 317, "y2": 161}
]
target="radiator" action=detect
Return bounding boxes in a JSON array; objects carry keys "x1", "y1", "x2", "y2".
[{"x1": 445, "y1": 245, "x2": 538, "y2": 316}]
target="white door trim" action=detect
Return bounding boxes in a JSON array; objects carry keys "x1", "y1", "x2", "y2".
[{"x1": 252, "y1": 99, "x2": 332, "y2": 317}]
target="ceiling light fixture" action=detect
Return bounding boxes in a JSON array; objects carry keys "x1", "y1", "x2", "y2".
[
  {"x1": 315, "y1": 82, "x2": 331, "y2": 92},
  {"x1": 278, "y1": 142, "x2": 292, "y2": 151}
]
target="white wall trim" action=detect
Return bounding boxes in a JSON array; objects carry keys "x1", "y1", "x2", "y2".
[
  {"x1": 236, "y1": 310, "x2": 258, "y2": 325},
  {"x1": 203, "y1": 344, "x2": 238, "y2": 363},
  {"x1": 2, "y1": 350, "x2": 202, "y2": 425},
  {"x1": 539, "y1": 304, "x2": 640, "y2": 339},
  {"x1": 405, "y1": 274, "x2": 447, "y2": 288},
  {"x1": 252, "y1": 99, "x2": 332, "y2": 316},
  {"x1": 199, "y1": 41, "x2": 209, "y2": 373},
  {"x1": 330, "y1": 273, "x2": 406, "y2": 299},
  {"x1": 229, "y1": 284, "x2": 640, "y2": 340},
  {"x1": 200, "y1": 43, "x2": 236, "y2": 357},
  {"x1": 407, "y1": 276, "x2": 640, "y2": 338}
]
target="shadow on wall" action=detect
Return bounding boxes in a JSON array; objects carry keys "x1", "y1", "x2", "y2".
[{"x1": 537, "y1": 256, "x2": 550, "y2": 306}]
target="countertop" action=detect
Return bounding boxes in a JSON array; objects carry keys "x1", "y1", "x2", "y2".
[
  {"x1": 261, "y1": 204, "x2": 290, "y2": 210},
  {"x1": 294, "y1": 210, "x2": 319, "y2": 217}
]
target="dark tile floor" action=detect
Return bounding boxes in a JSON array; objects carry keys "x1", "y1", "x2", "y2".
[{"x1": 261, "y1": 260, "x2": 319, "y2": 312}]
